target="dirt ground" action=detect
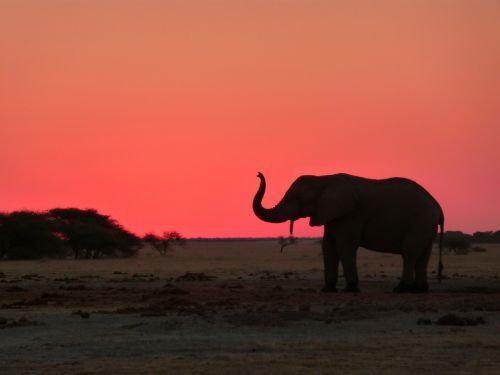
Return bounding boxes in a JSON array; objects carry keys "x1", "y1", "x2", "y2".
[{"x1": 1, "y1": 240, "x2": 499, "y2": 374}]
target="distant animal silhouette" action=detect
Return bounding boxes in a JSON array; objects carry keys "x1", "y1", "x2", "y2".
[{"x1": 253, "y1": 172, "x2": 444, "y2": 293}]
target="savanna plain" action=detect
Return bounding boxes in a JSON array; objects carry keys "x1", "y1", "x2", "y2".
[{"x1": 1, "y1": 240, "x2": 499, "y2": 374}]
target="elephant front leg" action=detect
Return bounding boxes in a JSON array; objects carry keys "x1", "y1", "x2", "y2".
[
  {"x1": 339, "y1": 254, "x2": 360, "y2": 292},
  {"x1": 336, "y1": 234, "x2": 360, "y2": 293},
  {"x1": 321, "y1": 231, "x2": 339, "y2": 292}
]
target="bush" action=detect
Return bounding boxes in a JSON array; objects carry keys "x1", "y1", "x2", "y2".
[
  {"x1": 443, "y1": 231, "x2": 471, "y2": 255},
  {"x1": 471, "y1": 246, "x2": 487, "y2": 253}
]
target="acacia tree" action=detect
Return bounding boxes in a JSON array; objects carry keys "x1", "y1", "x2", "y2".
[
  {"x1": 0, "y1": 211, "x2": 67, "y2": 259},
  {"x1": 49, "y1": 208, "x2": 141, "y2": 259},
  {"x1": 0, "y1": 208, "x2": 140, "y2": 260},
  {"x1": 143, "y1": 231, "x2": 186, "y2": 256}
]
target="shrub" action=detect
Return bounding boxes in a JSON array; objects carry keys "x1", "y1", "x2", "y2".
[
  {"x1": 143, "y1": 231, "x2": 186, "y2": 256},
  {"x1": 471, "y1": 246, "x2": 487, "y2": 253},
  {"x1": 443, "y1": 231, "x2": 471, "y2": 255}
]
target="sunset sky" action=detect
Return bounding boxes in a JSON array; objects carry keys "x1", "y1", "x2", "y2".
[{"x1": 1, "y1": 1, "x2": 499, "y2": 237}]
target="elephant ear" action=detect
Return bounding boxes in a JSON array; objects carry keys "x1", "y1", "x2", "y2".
[{"x1": 310, "y1": 176, "x2": 359, "y2": 226}]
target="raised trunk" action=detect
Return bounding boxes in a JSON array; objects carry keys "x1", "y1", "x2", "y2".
[{"x1": 252, "y1": 172, "x2": 290, "y2": 224}]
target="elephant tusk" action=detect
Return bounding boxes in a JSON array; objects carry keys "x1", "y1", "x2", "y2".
[{"x1": 289, "y1": 220, "x2": 295, "y2": 235}]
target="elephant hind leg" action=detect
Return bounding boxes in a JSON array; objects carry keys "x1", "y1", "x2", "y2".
[
  {"x1": 393, "y1": 255, "x2": 416, "y2": 293},
  {"x1": 394, "y1": 232, "x2": 434, "y2": 293},
  {"x1": 394, "y1": 234, "x2": 421, "y2": 293},
  {"x1": 400, "y1": 252, "x2": 417, "y2": 284}
]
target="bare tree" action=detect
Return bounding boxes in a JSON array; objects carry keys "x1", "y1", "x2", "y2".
[{"x1": 278, "y1": 236, "x2": 297, "y2": 252}]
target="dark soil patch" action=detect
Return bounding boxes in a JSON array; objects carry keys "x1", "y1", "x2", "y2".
[
  {"x1": 2, "y1": 299, "x2": 48, "y2": 308},
  {"x1": 81, "y1": 274, "x2": 103, "y2": 279},
  {"x1": 41, "y1": 292, "x2": 69, "y2": 299},
  {"x1": 109, "y1": 276, "x2": 159, "y2": 283},
  {"x1": 5, "y1": 286, "x2": 27, "y2": 292},
  {"x1": 436, "y1": 314, "x2": 486, "y2": 326},
  {"x1": 450, "y1": 286, "x2": 500, "y2": 294},
  {"x1": 176, "y1": 272, "x2": 216, "y2": 282},
  {"x1": 219, "y1": 283, "x2": 244, "y2": 289},
  {"x1": 149, "y1": 297, "x2": 205, "y2": 316},
  {"x1": 0, "y1": 316, "x2": 41, "y2": 329},
  {"x1": 121, "y1": 322, "x2": 147, "y2": 329},
  {"x1": 132, "y1": 273, "x2": 156, "y2": 278},
  {"x1": 155, "y1": 285, "x2": 189, "y2": 295},
  {"x1": 71, "y1": 310, "x2": 90, "y2": 319},
  {"x1": 224, "y1": 308, "x2": 315, "y2": 327},
  {"x1": 54, "y1": 277, "x2": 83, "y2": 283},
  {"x1": 22, "y1": 274, "x2": 44, "y2": 281},
  {"x1": 417, "y1": 318, "x2": 433, "y2": 325},
  {"x1": 60, "y1": 285, "x2": 89, "y2": 291}
]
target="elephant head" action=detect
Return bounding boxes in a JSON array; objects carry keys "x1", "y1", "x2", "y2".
[{"x1": 252, "y1": 172, "x2": 359, "y2": 234}]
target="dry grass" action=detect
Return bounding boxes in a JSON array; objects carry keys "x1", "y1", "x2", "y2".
[{"x1": 1, "y1": 240, "x2": 499, "y2": 374}]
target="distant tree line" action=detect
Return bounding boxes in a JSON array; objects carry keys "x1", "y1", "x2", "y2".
[
  {"x1": 0, "y1": 208, "x2": 185, "y2": 260},
  {"x1": 441, "y1": 231, "x2": 500, "y2": 253},
  {"x1": 1, "y1": 208, "x2": 498, "y2": 260},
  {"x1": 469, "y1": 231, "x2": 500, "y2": 244}
]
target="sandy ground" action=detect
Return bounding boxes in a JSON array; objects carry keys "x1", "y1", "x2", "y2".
[{"x1": 1, "y1": 240, "x2": 500, "y2": 374}]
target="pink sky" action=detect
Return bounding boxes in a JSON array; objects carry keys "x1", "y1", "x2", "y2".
[{"x1": 1, "y1": 1, "x2": 499, "y2": 237}]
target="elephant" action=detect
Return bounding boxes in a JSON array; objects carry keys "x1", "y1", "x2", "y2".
[{"x1": 252, "y1": 172, "x2": 444, "y2": 293}]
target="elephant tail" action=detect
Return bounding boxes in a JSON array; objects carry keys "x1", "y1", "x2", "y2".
[{"x1": 438, "y1": 213, "x2": 444, "y2": 283}]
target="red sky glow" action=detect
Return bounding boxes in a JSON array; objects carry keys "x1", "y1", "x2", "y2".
[{"x1": 1, "y1": 1, "x2": 499, "y2": 237}]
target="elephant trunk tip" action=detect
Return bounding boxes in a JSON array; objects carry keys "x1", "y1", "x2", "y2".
[{"x1": 253, "y1": 172, "x2": 289, "y2": 224}]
